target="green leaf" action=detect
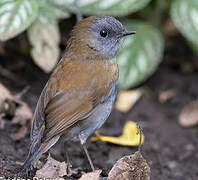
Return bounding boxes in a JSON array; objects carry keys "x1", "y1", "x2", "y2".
[
  {"x1": 118, "y1": 21, "x2": 164, "y2": 89},
  {"x1": 0, "y1": 0, "x2": 38, "y2": 41},
  {"x1": 170, "y1": 0, "x2": 198, "y2": 45},
  {"x1": 28, "y1": 17, "x2": 60, "y2": 73},
  {"x1": 38, "y1": 0, "x2": 70, "y2": 20},
  {"x1": 50, "y1": 0, "x2": 151, "y2": 16}
]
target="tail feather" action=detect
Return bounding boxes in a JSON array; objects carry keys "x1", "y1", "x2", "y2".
[
  {"x1": 18, "y1": 135, "x2": 60, "y2": 177},
  {"x1": 21, "y1": 147, "x2": 41, "y2": 171},
  {"x1": 18, "y1": 138, "x2": 42, "y2": 177}
]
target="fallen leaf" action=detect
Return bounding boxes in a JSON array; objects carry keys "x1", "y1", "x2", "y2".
[
  {"x1": 179, "y1": 100, "x2": 198, "y2": 127},
  {"x1": 108, "y1": 151, "x2": 150, "y2": 180},
  {"x1": 91, "y1": 121, "x2": 144, "y2": 146},
  {"x1": 79, "y1": 170, "x2": 102, "y2": 180},
  {"x1": 0, "y1": 83, "x2": 32, "y2": 139},
  {"x1": 0, "y1": 84, "x2": 17, "y2": 118},
  {"x1": 158, "y1": 89, "x2": 175, "y2": 103},
  {"x1": 11, "y1": 93, "x2": 32, "y2": 140},
  {"x1": 12, "y1": 102, "x2": 32, "y2": 125},
  {"x1": 115, "y1": 90, "x2": 142, "y2": 112},
  {"x1": 0, "y1": 83, "x2": 12, "y2": 99},
  {"x1": 0, "y1": 84, "x2": 12, "y2": 113},
  {"x1": 35, "y1": 155, "x2": 67, "y2": 179}
]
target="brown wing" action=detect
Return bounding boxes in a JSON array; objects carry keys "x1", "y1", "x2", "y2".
[
  {"x1": 30, "y1": 83, "x2": 51, "y2": 142},
  {"x1": 31, "y1": 54, "x2": 118, "y2": 145},
  {"x1": 42, "y1": 90, "x2": 93, "y2": 142}
]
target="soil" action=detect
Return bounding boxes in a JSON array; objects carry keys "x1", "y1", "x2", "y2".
[{"x1": 0, "y1": 17, "x2": 198, "y2": 180}]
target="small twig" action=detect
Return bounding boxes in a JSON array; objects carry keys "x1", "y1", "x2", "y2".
[
  {"x1": 15, "y1": 86, "x2": 30, "y2": 100},
  {"x1": 74, "y1": 0, "x2": 82, "y2": 22},
  {"x1": 0, "y1": 65, "x2": 22, "y2": 83},
  {"x1": 136, "y1": 122, "x2": 143, "y2": 152}
]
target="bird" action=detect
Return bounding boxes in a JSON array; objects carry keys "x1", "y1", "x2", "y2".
[{"x1": 19, "y1": 16, "x2": 136, "y2": 176}]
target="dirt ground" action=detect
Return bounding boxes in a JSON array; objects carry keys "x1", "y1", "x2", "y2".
[{"x1": 0, "y1": 18, "x2": 198, "y2": 180}]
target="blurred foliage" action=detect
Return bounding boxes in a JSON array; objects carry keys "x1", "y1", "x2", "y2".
[
  {"x1": 0, "y1": 0, "x2": 38, "y2": 41},
  {"x1": 118, "y1": 22, "x2": 164, "y2": 89},
  {"x1": 171, "y1": 0, "x2": 198, "y2": 46},
  {"x1": 0, "y1": 0, "x2": 198, "y2": 88},
  {"x1": 49, "y1": 0, "x2": 151, "y2": 16},
  {"x1": 28, "y1": 17, "x2": 60, "y2": 73}
]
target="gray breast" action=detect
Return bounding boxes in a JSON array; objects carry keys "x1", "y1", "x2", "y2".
[
  {"x1": 64, "y1": 84, "x2": 117, "y2": 144},
  {"x1": 79, "y1": 84, "x2": 117, "y2": 144}
]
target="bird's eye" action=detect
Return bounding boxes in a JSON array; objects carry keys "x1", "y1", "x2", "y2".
[{"x1": 100, "y1": 29, "x2": 108, "y2": 37}]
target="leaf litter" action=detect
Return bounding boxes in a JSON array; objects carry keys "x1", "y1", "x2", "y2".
[{"x1": 0, "y1": 83, "x2": 32, "y2": 140}]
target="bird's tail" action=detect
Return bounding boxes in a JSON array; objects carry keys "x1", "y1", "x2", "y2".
[
  {"x1": 19, "y1": 135, "x2": 60, "y2": 177},
  {"x1": 19, "y1": 138, "x2": 43, "y2": 177}
]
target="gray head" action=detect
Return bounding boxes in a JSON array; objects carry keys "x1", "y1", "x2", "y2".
[
  {"x1": 89, "y1": 16, "x2": 136, "y2": 57},
  {"x1": 68, "y1": 16, "x2": 136, "y2": 57}
]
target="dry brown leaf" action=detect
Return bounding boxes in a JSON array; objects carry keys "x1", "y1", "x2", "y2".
[
  {"x1": 12, "y1": 102, "x2": 32, "y2": 125},
  {"x1": 158, "y1": 89, "x2": 175, "y2": 103},
  {"x1": 79, "y1": 170, "x2": 102, "y2": 180},
  {"x1": 115, "y1": 90, "x2": 142, "y2": 112},
  {"x1": 0, "y1": 84, "x2": 17, "y2": 124},
  {"x1": 0, "y1": 83, "x2": 32, "y2": 139},
  {"x1": 0, "y1": 83, "x2": 12, "y2": 102},
  {"x1": 35, "y1": 155, "x2": 67, "y2": 179},
  {"x1": 179, "y1": 100, "x2": 198, "y2": 127},
  {"x1": 0, "y1": 83, "x2": 13, "y2": 114},
  {"x1": 11, "y1": 93, "x2": 32, "y2": 140},
  {"x1": 108, "y1": 151, "x2": 150, "y2": 180},
  {"x1": 10, "y1": 102, "x2": 32, "y2": 140}
]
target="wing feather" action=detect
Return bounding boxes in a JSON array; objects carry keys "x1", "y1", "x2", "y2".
[{"x1": 42, "y1": 91, "x2": 93, "y2": 142}]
